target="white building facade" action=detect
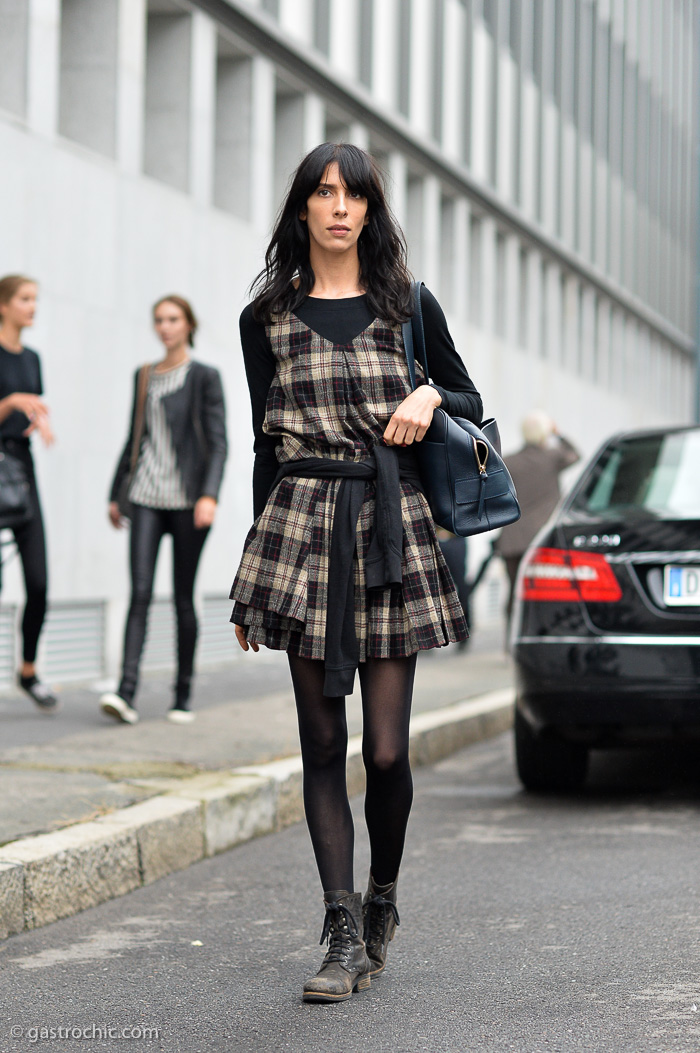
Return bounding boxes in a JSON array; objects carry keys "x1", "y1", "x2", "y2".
[{"x1": 0, "y1": 0, "x2": 696, "y2": 685}]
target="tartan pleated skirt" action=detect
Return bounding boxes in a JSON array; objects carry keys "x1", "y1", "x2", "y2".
[{"x1": 230, "y1": 311, "x2": 468, "y2": 660}]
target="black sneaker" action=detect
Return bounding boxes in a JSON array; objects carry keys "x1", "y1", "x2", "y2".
[{"x1": 19, "y1": 675, "x2": 60, "y2": 712}]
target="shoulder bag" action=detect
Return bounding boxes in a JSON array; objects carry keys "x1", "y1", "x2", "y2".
[
  {"x1": 117, "y1": 364, "x2": 151, "y2": 520},
  {"x1": 0, "y1": 437, "x2": 31, "y2": 531},
  {"x1": 401, "y1": 281, "x2": 521, "y2": 538}
]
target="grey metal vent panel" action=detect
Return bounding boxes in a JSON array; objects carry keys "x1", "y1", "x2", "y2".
[
  {"x1": 38, "y1": 601, "x2": 105, "y2": 683},
  {"x1": 141, "y1": 595, "x2": 237, "y2": 671},
  {"x1": 0, "y1": 605, "x2": 17, "y2": 690},
  {"x1": 199, "y1": 595, "x2": 237, "y2": 666}
]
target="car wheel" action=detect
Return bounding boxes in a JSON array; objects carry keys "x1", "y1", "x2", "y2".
[{"x1": 514, "y1": 708, "x2": 588, "y2": 793}]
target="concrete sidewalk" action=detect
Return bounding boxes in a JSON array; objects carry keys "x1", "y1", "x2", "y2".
[{"x1": 0, "y1": 637, "x2": 514, "y2": 940}]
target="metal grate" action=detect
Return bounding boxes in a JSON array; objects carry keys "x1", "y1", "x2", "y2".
[
  {"x1": 141, "y1": 595, "x2": 237, "y2": 671},
  {"x1": 199, "y1": 594, "x2": 237, "y2": 666},
  {"x1": 0, "y1": 605, "x2": 17, "y2": 690},
  {"x1": 38, "y1": 601, "x2": 106, "y2": 683}
]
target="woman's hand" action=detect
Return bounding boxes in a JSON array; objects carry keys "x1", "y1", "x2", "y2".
[
  {"x1": 194, "y1": 496, "x2": 217, "y2": 529},
  {"x1": 1, "y1": 393, "x2": 55, "y2": 446},
  {"x1": 383, "y1": 385, "x2": 442, "y2": 446},
  {"x1": 234, "y1": 624, "x2": 259, "y2": 652},
  {"x1": 108, "y1": 502, "x2": 124, "y2": 529}
]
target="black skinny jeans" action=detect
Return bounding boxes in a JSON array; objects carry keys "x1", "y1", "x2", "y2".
[
  {"x1": 119, "y1": 504, "x2": 209, "y2": 706},
  {"x1": 1, "y1": 440, "x2": 48, "y2": 664}
]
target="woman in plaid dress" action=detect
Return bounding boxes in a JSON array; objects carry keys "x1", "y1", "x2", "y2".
[{"x1": 231, "y1": 143, "x2": 482, "y2": 1003}]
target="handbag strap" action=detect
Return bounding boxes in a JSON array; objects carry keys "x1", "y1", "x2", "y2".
[
  {"x1": 129, "y1": 364, "x2": 152, "y2": 474},
  {"x1": 402, "y1": 280, "x2": 430, "y2": 391}
]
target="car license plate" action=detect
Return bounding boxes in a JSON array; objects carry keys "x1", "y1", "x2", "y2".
[{"x1": 664, "y1": 565, "x2": 700, "y2": 606}]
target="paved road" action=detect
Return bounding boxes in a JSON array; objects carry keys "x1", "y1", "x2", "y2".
[{"x1": 3, "y1": 732, "x2": 700, "y2": 1053}]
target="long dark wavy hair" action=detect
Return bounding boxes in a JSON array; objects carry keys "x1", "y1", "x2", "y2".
[{"x1": 251, "y1": 143, "x2": 413, "y2": 325}]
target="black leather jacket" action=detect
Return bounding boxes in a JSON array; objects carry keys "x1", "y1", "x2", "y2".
[{"x1": 109, "y1": 360, "x2": 228, "y2": 505}]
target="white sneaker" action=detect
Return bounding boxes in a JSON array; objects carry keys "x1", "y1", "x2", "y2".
[
  {"x1": 99, "y1": 692, "x2": 139, "y2": 725},
  {"x1": 167, "y1": 708, "x2": 195, "y2": 724}
]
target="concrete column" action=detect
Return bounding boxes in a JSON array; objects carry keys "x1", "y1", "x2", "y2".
[
  {"x1": 441, "y1": 0, "x2": 466, "y2": 160},
  {"x1": 386, "y1": 150, "x2": 407, "y2": 229},
  {"x1": 249, "y1": 56, "x2": 276, "y2": 234},
  {"x1": 504, "y1": 234, "x2": 520, "y2": 348},
  {"x1": 144, "y1": 10, "x2": 192, "y2": 193},
  {"x1": 525, "y1": 250, "x2": 541, "y2": 358},
  {"x1": 279, "y1": 0, "x2": 313, "y2": 45},
  {"x1": 347, "y1": 122, "x2": 369, "y2": 149},
  {"x1": 579, "y1": 286, "x2": 597, "y2": 382},
  {"x1": 329, "y1": 0, "x2": 359, "y2": 80},
  {"x1": 543, "y1": 262, "x2": 561, "y2": 364},
  {"x1": 274, "y1": 91, "x2": 325, "y2": 205},
  {"x1": 452, "y1": 198, "x2": 470, "y2": 323},
  {"x1": 496, "y1": 49, "x2": 517, "y2": 202},
  {"x1": 480, "y1": 217, "x2": 496, "y2": 337},
  {"x1": 27, "y1": 0, "x2": 60, "y2": 137},
  {"x1": 214, "y1": 56, "x2": 251, "y2": 218},
  {"x1": 408, "y1": 0, "x2": 433, "y2": 137},
  {"x1": 405, "y1": 175, "x2": 423, "y2": 278},
  {"x1": 117, "y1": 0, "x2": 146, "y2": 175},
  {"x1": 371, "y1": 0, "x2": 398, "y2": 110},
  {"x1": 420, "y1": 175, "x2": 441, "y2": 293},
  {"x1": 470, "y1": 17, "x2": 492, "y2": 183},
  {"x1": 59, "y1": 0, "x2": 120, "y2": 157},
  {"x1": 189, "y1": 11, "x2": 217, "y2": 207},
  {"x1": 0, "y1": 1, "x2": 30, "y2": 117}
]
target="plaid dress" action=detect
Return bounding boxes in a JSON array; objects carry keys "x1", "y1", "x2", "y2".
[{"x1": 230, "y1": 311, "x2": 468, "y2": 659}]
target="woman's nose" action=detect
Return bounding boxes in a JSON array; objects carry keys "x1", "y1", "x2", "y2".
[{"x1": 334, "y1": 196, "x2": 348, "y2": 215}]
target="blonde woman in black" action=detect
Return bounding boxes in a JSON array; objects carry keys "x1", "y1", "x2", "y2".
[
  {"x1": 230, "y1": 144, "x2": 483, "y2": 1002},
  {"x1": 101, "y1": 296, "x2": 227, "y2": 725}
]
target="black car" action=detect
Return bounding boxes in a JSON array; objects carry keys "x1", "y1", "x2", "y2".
[{"x1": 511, "y1": 425, "x2": 700, "y2": 792}]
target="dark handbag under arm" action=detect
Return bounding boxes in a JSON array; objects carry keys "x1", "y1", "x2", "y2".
[
  {"x1": 401, "y1": 281, "x2": 520, "y2": 537},
  {"x1": 116, "y1": 364, "x2": 151, "y2": 519}
]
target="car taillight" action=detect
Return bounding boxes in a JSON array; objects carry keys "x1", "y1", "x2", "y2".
[{"x1": 520, "y1": 547, "x2": 622, "y2": 603}]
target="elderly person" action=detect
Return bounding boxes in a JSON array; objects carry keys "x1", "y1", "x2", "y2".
[{"x1": 496, "y1": 410, "x2": 580, "y2": 626}]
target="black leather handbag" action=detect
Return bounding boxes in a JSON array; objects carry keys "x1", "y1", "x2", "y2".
[
  {"x1": 0, "y1": 439, "x2": 32, "y2": 530},
  {"x1": 402, "y1": 282, "x2": 521, "y2": 537}
]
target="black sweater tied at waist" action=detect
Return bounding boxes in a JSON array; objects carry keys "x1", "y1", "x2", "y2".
[{"x1": 270, "y1": 444, "x2": 425, "y2": 697}]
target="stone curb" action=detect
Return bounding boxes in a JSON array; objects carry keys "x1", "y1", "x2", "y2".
[{"x1": 0, "y1": 689, "x2": 514, "y2": 940}]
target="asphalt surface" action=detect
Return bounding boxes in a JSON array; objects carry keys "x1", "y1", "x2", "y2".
[{"x1": 3, "y1": 730, "x2": 700, "y2": 1053}]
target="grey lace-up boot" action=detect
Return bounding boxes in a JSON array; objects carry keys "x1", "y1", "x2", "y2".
[
  {"x1": 362, "y1": 873, "x2": 400, "y2": 975},
  {"x1": 302, "y1": 891, "x2": 372, "y2": 1003}
]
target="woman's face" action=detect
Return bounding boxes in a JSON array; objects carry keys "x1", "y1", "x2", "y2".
[
  {"x1": 300, "y1": 163, "x2": 369, "y2": 257},
  {"x1": 153, "y1": 301, "x2": 191, "y2": 351},
  {"x1": 0, "y1": 283, "x2": 38, "y2": 329}
]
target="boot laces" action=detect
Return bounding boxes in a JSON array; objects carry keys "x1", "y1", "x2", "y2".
[
  {"x1": 366, "y1": 894, "x2": 400, "y2": 944},
  {"x1": 319, "y1": 901, "x2": 358, "y2": 964}
]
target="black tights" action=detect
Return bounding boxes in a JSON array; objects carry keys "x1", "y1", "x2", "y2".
[
  {"x1": 288, "y1": 652, "x2": 417, "y2": 893},
  {"x1": 119, "y1": 505, "x2": 209, "y2": 706}
]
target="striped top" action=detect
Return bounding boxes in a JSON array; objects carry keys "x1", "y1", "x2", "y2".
[{"x1": 129, "y1": 361, "x2": 192, "y2": 509}]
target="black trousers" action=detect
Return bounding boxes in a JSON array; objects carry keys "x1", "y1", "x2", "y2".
[
  {"x1": 0, "y1": 440, "x2": 48, "y2": 664},
  {"x1": 118, "y1": 504, "x2": 209, "y2": 706}
]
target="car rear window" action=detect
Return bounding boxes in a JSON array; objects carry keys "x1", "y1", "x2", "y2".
[{"x1": 572, "y1": 430, "x2": 700, "y2": 518}]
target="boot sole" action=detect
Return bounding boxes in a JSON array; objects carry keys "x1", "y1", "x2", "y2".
[{"x1": 303, "y1": 973, "x2": 371, "y2": 1003}]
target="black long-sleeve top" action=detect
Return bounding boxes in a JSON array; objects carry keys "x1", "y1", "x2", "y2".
[{"x1": 240, "y1": 286, "x2": 483, "y2": 518}]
